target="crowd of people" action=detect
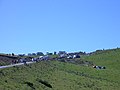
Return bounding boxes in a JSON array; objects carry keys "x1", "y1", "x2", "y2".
[{"x1": 11, "y1": 54, "x2": 106, "y2": 70}]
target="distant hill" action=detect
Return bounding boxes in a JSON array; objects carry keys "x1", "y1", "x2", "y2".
[
  {"x1": 0, "y1": 48, "x2": 120, "y2": 90},
  {"x1": 89, "y1": 48, "x2": 120, "y2": 55}
]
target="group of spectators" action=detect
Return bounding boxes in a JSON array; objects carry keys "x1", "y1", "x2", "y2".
[
  {"x1": 11, "y1": 58, "x2": 27, "y2": 65},
  {"x1": 93, "y1": 65, "x2": 106, "y2": 69}
]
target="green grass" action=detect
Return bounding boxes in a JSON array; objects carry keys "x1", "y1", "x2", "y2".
[{"x1": 0, "y1": 48, "x2": 120, "y2": 90}]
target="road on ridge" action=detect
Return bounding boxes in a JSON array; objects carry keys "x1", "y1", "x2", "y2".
[{"x1": 0, "y1": 62, "x2": 34, "y2": 69}]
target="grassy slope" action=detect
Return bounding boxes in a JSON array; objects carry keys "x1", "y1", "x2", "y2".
[{"x1": 0, "y1": 49, "x2": 120, "y2": 90}]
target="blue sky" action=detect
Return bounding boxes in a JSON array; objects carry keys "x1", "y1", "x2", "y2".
[{"x1": 0, "y1": 0, "x2": 120, "y2": 54}]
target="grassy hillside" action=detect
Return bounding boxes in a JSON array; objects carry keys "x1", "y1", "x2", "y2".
[
  {"x1": 0, "y1": 48, "x2": 120, "y2": 90},
  {"x1": 83, "y1": 48, "x2": 120, "y2": 70}
]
